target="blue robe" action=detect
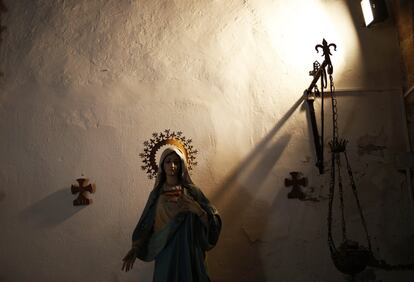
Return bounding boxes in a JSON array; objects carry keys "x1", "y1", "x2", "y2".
[{"x1": 132, "y1": 183, "x2": 221, "y2": 282}]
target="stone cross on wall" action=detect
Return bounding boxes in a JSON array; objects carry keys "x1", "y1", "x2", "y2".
[
  {"x1": 284, "y1": 171, "x2": 308, "y2": 200},
  {"x1": 71, "y1": 178, "x2": 96, "y2": 206}
]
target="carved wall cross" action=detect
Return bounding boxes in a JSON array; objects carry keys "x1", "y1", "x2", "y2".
[
  {"x1": 284, "y1": 171, "x2": 308, "y2": 200},
  {"x1": 71, "y1": 178, "x2": 96, "y2": 206}
]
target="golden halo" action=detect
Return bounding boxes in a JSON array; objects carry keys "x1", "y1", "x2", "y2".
[{"x1": 139, "y1": 129, "x2": 198, "y2": 179}]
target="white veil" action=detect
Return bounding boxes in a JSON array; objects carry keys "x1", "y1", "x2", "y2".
[{"x1": 153, "y1": 147, "x2": 194, "y2": 190}]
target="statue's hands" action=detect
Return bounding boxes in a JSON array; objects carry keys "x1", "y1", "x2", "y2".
[
  {"x1": 122, "y1": 248, "x2": 136, "y2": 272},
  {"x1": 177, "y1": 193, "x2": 205, "y2": 216}
]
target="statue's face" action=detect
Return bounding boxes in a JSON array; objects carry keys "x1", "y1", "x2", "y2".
[{"x1": 163, "y1": 153, "x2": 181, "y2": 177}]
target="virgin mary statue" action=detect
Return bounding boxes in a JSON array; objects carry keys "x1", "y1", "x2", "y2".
[{"x1": 122, "y1": 147, "x2": 222, "y2": 282}]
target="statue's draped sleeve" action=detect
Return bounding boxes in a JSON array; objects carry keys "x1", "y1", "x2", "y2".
[{"x1": 131, "y1": 186, "x2": 160, "y2": 261}]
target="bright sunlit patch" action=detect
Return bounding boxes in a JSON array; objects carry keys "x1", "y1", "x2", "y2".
[
  {"x1": 261, "y1": 0, "x2": 362, "y2": 89},
  {"x1": 361, "y1": 0, "x2": 374, "y2": 27}
]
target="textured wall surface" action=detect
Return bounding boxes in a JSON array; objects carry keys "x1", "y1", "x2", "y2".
[
  {"x1": 393, "y1": 0, "x2": 414, "y2": 160},
  {"x1": 392, "y1": 0, "x2": 414, "y2": 91},
  {"x1": 0, "y1": 0, "x2": 413, "y2": 282}
]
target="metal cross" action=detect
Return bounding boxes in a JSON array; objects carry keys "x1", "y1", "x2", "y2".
[
  {"x1": 284, "y1": 172, "x2": 308, "y2": 200},
  {"x1": 71, "y1": 178, "x2": 96, "y2": 206}
]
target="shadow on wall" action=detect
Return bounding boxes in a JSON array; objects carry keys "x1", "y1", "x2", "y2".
[
  {"x1": 19, "y1": 188, "x2": 86, "y2": 228},
  {"x1": 209, "y1": 95, "x2": 304, "y2": 281}
]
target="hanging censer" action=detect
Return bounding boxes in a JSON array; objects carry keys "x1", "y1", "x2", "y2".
[
  {"x1": 305, "y1": 39, "x2": 414, "y2": 280},
  {"x1": 305, "y1": 39, "x2": 372, "y2": 277},
  {"x1": 325, "y1": 80, "x2": 373, "y2": 276}
]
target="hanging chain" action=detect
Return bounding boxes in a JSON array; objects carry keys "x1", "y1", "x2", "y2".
[
  {"x1": 327, "y1": 69, "x2": 348, "y2": 242},
  {"x1": 328, "y1": 141, "x2": 336, "y2": 252},
  {"x1": 336, "y1": 152, "x2": 348, "y2": 242},
  {"x1": 327, "y1": 65, "x2": 337, "y2": 253},
  {"x1": 320, "y1": 69, "x2": 325, "y2": 173},
  {"x1": 329, "y1": 67, "x2": 338, "y2": 145},
  {"x1": 343, "y1": 151, "x2": 372, "y2": 251},
  {"x1": 328, "y1": 63, "x2": 339, "y2": 253}
]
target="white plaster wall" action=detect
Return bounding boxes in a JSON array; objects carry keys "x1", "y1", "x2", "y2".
[{"x1": 0, "y1": 0, "x2": 412, "y2": 281}]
